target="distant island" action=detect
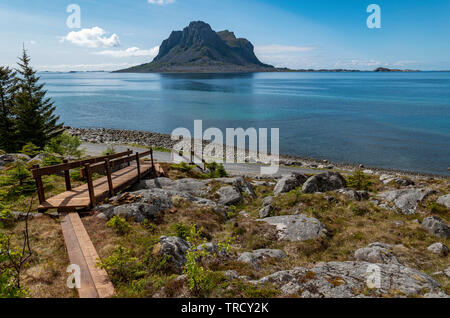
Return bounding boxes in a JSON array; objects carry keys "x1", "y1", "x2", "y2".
[{"x1": 115, "y1": 21, "x2": 420, "y2": 73}]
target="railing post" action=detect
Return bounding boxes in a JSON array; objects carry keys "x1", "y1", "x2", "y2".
[
  {"x1": 190, "y1": 150, "x2": 194, "y2": 164},
  {"x1": 127, "y1": 148, "x2": 131, "y2": 167},
  {"x1": 84, "y1": 163, "x2": 96, "y2": 208},
  {"x1": 135, "y1": 152, "x2": 141, "y2": 182},
  {"x1": 32, "y1": 164, "x2": 45, "y2": 204},
  {"x1": 63, "y1": 159, "x2": 72, "y2": 191},
  {"x1": 150, "y1": 148, "x2": 156, "y2": 175},
  {"x1": 104, "y1": 158, "x2": 114, "y2": 197}
]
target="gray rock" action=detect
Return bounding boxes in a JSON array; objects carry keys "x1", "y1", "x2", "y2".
[
  {"x1": 445, "y1": 267, "x2": 450, "y2": 278},
  {"x1": 195, "y1": 242, "x2": 221, "y2": 254},
  {"x1": 427, "y1": 243, "x2": 449, "y2": 256},
  {"x1": 214, "y1": 177, "x2": 256, "y2": 198},
  {"x1": 354, "y1": 242, "x2": 399, "y2": 264},
  {"x1": 378, "y1": 188, "x2": 436, "y2": 214},
  {"x1": 0, "y1": 153, "x2": 30, "y2": 167},
  {"x1": 259, "y1": 205, "x2": 273, "y2": 218},
  {"x1": 273, "y1": 173, "x2": 307, "y2": 196},
  {"x1": 302, "y1": 172, "x2": 346, "y2": 194},
  {"x1": 262, "y1": 196, "x2": 274, "y2": 207},
  {"x1": 217, "y1": 186, "x2": 242, "y2": 206},
  {"x1": 158, "y1": 236, "x2": 191, "y2": 274},
  {"x1": 224, "y1": 270, "x2": 240, "y2": 281},
  {"x1": 238, "y1": 249, "x2": 286, "y2": 269},
  {"x1": 436, "y1": 194, "x2": 450, "y2": 209},
  {"x1": 422, "y1": 216, "x2": 450, "y2": 238},
  {"x1": 261, "y1": 214, "x2": 327, "y2": 242},
  {"x1": 424, "y1": 291, "x2": 450, "y2": 298},
  {"x1": 10, "y1": 211, "x2": 42, "y2": 221},
  {"x1": 136, "y1": 177, "x2": 210, "y2": 197},
  {"x1": 251, "y1": 261, "x2": 442, "y2": 297},
  {"x1": 338, "y1": 189, "x2": 369, "y2": 201}
]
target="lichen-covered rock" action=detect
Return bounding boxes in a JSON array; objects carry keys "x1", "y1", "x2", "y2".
[
  {"x1": 214, "y1": 177, "x2": 256, "y2": 198},
  {"x1": 378, "y1": 188, "x2": 436, "y2": 214},
  {"x1": 156, "y1": 236, "x2": 191, "y2": 274},
  {"x1": 136, "y1": 177, "x2": 210, "y2": 197},
  {"x1": 422, "y1": 216, "x2": 450, "y2": 238},
  {"x1": 273, "y1": 173, "x2": 307, "y2": 195},
  {"x1": 436, "y1": 194, "x2": 450, "y2": 209},
  {"x1": 262, "y1": 196, "x2": 274, "y2": 207},
  {"x1": 338, "y1": 189, "x2": 369, "y2": 201},
  {"x1": 354, "y1": 242, "x2": 399, "y2": 264},
  {"x1": 302, "y1": 172, "x2": 346, "y2": 194},
  {"x1": 238, "y1": 249, "x2": 286, "y2": 269},
  {"x1": 251, "y1": 261, "x2": 442, "y2": 297},
  {"x1": 258, "y1": 205, "x2": 273, "y2": 218},
  {"x1": 217, "y1": 186, "x2": 242, "y2": 205},
  {"x1": 427, "y1": 243, "x2": 449, "y2": 256},
  {"x1": 261, "y1": 214, "x2": 327, "y2": 242}
]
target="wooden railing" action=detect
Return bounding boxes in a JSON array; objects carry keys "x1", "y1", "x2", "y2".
[{"x1": 30, "y1": 149, "x2": 155, "y2": 207}]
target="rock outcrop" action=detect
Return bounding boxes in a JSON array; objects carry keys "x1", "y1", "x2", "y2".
[
  {"x1": 378, "y1": 188, "x2": 436, "y2": 214},
  {"x1": 261, "y1": 214, "x2": 327, "y2": 242},
  {"x1": 273, "y1": 173, "x2": 306, "y2": 196},
  {"x1": 421, "y1": 216, "x2": 450, "y2": 238},
  {"x1": 251, "y1": 261, "x2": 442, "y2": 297}
]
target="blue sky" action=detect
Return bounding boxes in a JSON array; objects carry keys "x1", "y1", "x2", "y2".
[{"x1": 0, "y1": 0, "x2": 449, "y2": 71}]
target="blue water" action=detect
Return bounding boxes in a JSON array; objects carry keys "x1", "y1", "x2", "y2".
[{"x1": 40, "y1": 71, "x2": 450, "y2": 175}]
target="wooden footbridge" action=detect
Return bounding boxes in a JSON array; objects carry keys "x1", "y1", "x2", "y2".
[{"x1": 30, "y1": 149, "x2": 164, "y2": 298}]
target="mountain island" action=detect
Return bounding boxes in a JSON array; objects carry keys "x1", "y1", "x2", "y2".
[{"x1": 115, "y1": 21, "x2": 286, "y2": 73}]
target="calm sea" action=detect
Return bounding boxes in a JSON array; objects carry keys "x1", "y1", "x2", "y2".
[{"x1": 40, "y1": 71, "x2": 450, "y2": 175}]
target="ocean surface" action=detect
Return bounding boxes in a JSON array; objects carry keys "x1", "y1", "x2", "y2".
[{"x1": 40, "y1": 71, "x2": 450, "y2": 175}]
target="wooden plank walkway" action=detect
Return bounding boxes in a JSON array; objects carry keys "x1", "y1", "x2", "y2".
[
  {"x1": 38, "y1": 163, "x2": 154, "y2": 211},
  {"x1": 61, "y1": 212, "x2": 115, "y2": 298}
]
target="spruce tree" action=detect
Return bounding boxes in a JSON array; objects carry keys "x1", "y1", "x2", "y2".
[
  {"x1": 14, "y1": 47, "x2": 63, "y2": 149},
  {"x1": 0, "y1": 66, "x2": 17, "y2": 152}
]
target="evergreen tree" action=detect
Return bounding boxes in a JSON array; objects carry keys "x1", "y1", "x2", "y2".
[
  {"x1": 14, "y1": 47, "x2": 63, "y2": 149},
  {"x1": 0, "y1": 66, "x2": 17, "y2": 152}
]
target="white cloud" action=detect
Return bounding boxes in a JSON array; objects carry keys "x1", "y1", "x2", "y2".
[
  {"x1": 93, "y1": 46, "x2": 159, "y2": 58},
  {"x1": 61, "y1": 27, "x2": 120, "y2": 48},
  {"x1": 255, "y1": 45, "x2": 317, "y2": 55},
  {"x1": 148, "y1": 0, "x2": 175, "y2": 5}
]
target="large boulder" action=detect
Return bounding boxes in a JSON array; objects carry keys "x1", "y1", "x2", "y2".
[
  {"x1": 217, "y1": 186, "x2": 242, "y2": 206},
  {"x1": 258, "y1": 205, "x2": 273, "y2": 218},
  {"x1": 261, "y1": 214, "x2": 327, "y2": 242},
  {"x1": 98, "y1": 203, "x2": 164, "y2": 222},
  {"x1": 436, "y1": 194, "x2": 450, "y2": 209},
  {"x1": 0, "y1": 153, "x2": 30, "y2": 168},
  {"x1": 251, "y1": 261, "x2": 442, "y2": 297},
  {"x1": 238, "y1": 249, "x2": 286, "y2": 269},
  {"x1": 302, "y1": 172, "x2": 346, "y2": 194},
  {"x1": 155, "y1": 236, "x2": 191, "y2": 274},
  {"x1": 421, "y1": 216, "x2": 450, "y2": 238},
  {"x1": 354, "y1": 242, "x2": 399, "y2": 264},
  {"x1": 378, "y1": 188, "x2": 436, "y2": 214},
  {"x1": 273, "y1": 173, "x2": 307, "y2": 196}
]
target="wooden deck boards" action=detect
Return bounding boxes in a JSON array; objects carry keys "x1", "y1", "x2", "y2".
[
  {"x1": 61, "y1": 212, "x2": 115, "y2": 298},
  {"x1": 39, "y1": 163, "x2": 154, "y2": 211}
]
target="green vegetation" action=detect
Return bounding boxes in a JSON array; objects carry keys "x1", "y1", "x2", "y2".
[
  {"x1": 106, "y1": 216, "x2": 131, "y2": 235},
  {"x1": 101, "y1": 145, "x2": 116, "y2": 156},
  {"x1": 44, "y1": 132, "x2": 83, "y2": 158},
  {"x1": 346, "y1": 169, "x2": 373, "y2": 191},
  {"x1": 204, "y1": 161, "x2": 227, "y2": 178},
  {"x1": 20, "y1": 142, "x2": 40, "y2": 157}
]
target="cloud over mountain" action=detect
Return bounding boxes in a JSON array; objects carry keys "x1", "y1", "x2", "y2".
[{"x1": 94, "y1": 46, "x2": 160, "y2": 58}]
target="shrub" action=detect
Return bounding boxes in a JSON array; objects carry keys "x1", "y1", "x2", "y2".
[
  {"x1": 0, "y1": 209, "x2": 15, "y2": 228},
  {"x1": 106, "y1": 216, "x2": 131, "y2": 235},
  {"x1": 346, "y1": 170, "x2": 373, "y2": 191},
  {"x1": 101, "y1": 145, "x2": 116, "y2": 156},
  {"x1": 45, "y1": 132, "x2": 83, "y2": 158},
  {"x1": 170, "y1": 222, "x2": 191, "y2": 240},
  {"x1": 20, "y1": 142, "x2": 40, "y2": 157},
  {"x1": 97, "y1": 245, "x2": 144, "y2": 283},
  {"x1": 204, "y1": 162, "x2": 227, "y2": 178},
  {"x1": 170, "y1": 161, "x2": 194, "y2": 173},
  {"x1": 41, "y1": 155, "x2": 63, "y2": 167}
]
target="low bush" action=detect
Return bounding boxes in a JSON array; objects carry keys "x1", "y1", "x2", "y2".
[
  {"x1": 106, "y1": 216, "x2": 131, "y2": 235},
  {"x1": 346, "y1": 170, "x2": 373, "y2": 191}
]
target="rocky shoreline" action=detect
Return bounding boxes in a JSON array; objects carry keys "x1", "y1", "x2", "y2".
[{"x1": 67, "y1": 127, "x2": 449, "y2": 178}]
